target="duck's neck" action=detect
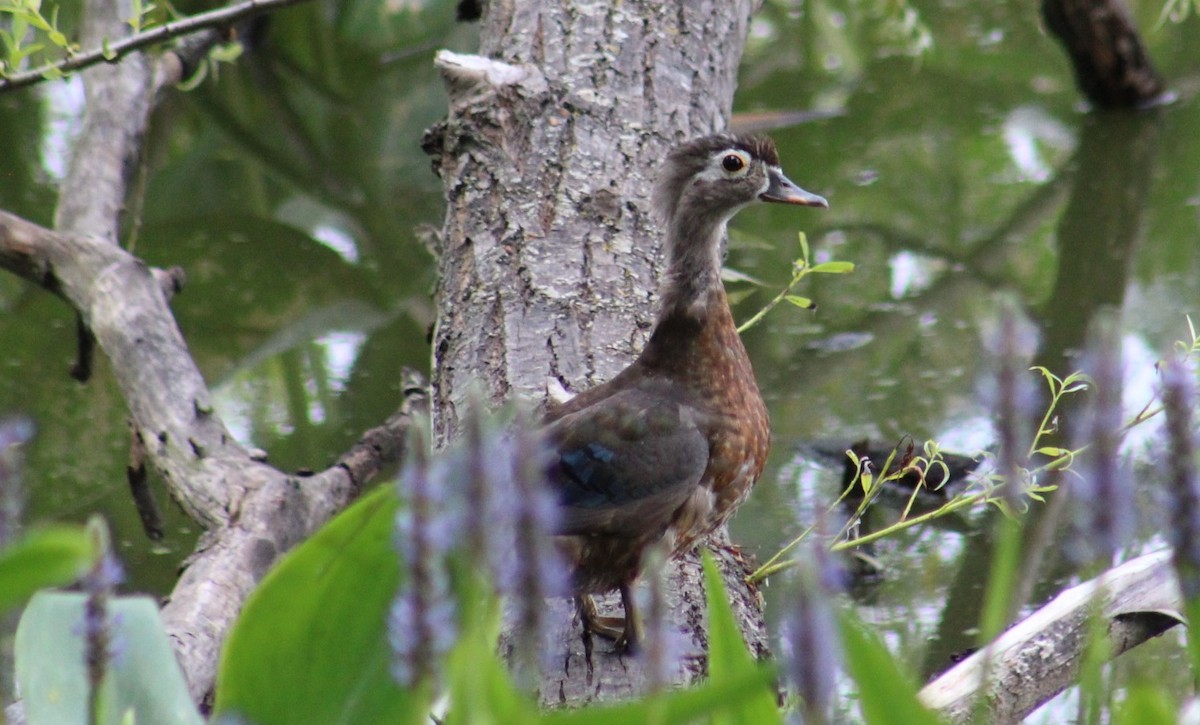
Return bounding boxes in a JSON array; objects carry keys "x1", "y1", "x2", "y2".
[{"x1": 656, "y1": 211, "x2": 731, "y2": 325}]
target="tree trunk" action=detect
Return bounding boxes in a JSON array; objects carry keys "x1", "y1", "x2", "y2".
[{"x1": 421, "y1": 0, "x2": 769, "y2": 705}]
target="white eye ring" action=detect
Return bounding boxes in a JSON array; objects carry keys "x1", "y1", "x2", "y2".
[{"x1": 719, "y1": 150, "x2": 751, "y2": 176}]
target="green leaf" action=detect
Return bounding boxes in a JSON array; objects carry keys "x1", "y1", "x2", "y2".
[
  {"x1": 1181, "y1": 598, "x2": 1200, "y2": 686},
  {"x1": 15, "y1": 591, "x2": 202, "y2": 725},
  {"x1": 838, "y1": 611, "x2": 944, "y2": 725},
  {"x1": 210, "y1": 41, "x2": 244, "y2": 64},
  {"x1": 540, "y1": 665, "x2": 776, "y2": 725},
  {"x1": 444, "y1": 606, "x2": 536, "y2": 725},
  {"x1": 213, "y1": 485, "x2": 424, "y2": 724},
  {"x1": 1034, "y1": 446, "x2": 1070, "y2": 457},
  {"x1": 1113, "y1": 682, "x2": 1177, "y2": 725},
  {"x1": 0, "y1": 524, "x2": 96, "y2": 612},
  {"x1": 808, "y1": 261, "x2": 855, "y2": 274},
  {"x1": 798, "y1": 232, "x2": 810, "y2": 265},
  {"x1": 702, "y1": 551, "x2": 782, "y2": 725},
  {"x1": 784, "y1": 295, "x2": 815, "y2": 310},
  {"x1": 22, "y1": 7, "x2": 52, "y2": 32}
]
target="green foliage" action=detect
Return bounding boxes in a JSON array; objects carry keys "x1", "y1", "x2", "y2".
[
  {"x1": 0, "y1": 524, "x2": 95, "y2": 612},
  {"x1": 1114, "y1": 682, "x2": 1178, "y2": 725},
  {"x1": 539, "y1": 668, "x2": 776, "y2": 725},
  {"x1": 1157, "y1": 0, "x2": 1200, "y2": 25},
  {"x1": 701, "y1": 551, "x2": 782, "y2": 725},
  {"x1": 126, "y1": 0, "x2": 158, "y2": 33},
  {"x1": 211, "y1": 471, "x2": 784, "y2": 724},
  {"x1": 837, "y1": 611, "x2": 944, "y2": 725},
  {"x1": 0, "y1": 0, "x2": 75, "y2": 77},
  {"x1": 736, "y1": 232, "x2": 856, "y2": 334},
  {"x1": 213, "y1": 484, "x2": 420, "y2": 724},
  {"x1": 15, "y1": 591, "x2": 201, "y2": 725}
]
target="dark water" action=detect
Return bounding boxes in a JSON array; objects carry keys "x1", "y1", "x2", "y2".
[{"x1": 2, "y1": 0, "x2": 1198, "y2": 718}]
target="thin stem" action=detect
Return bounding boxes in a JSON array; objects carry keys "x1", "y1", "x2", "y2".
[{"x1": 735, "y1": 266, "x2": 804, "y2": 334}]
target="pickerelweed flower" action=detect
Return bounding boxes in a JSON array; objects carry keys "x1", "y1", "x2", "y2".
[
  {"x1": 980, "y1": 306, "x2": 1037, "y2": 511},
  {"x1": 637, "y1": 543, "x2": 687, "y2": 692},
  {"x1": 1161, "y1": 356, "x2": 1200, "y2": 601},
  {"x1": 490, "y1": 415, "x2": 570, "y2": 679},
  {"x1": 390, "y1": 408, "x2": 572, "y2": 686},
  {"x1": 1066, "y1": 317, "x2": 1133, "y2": 569},
  {"x1": 779, "y1": 537, "x2": 842, "y2": 725},
  {"x1": 0, "y1": 416, "x2": 34, "y2": 549},
  {"x1": 389, "y1": 429, "x2": 457, "y2": 688},
  {"x1": 80, "y1": 518, "x2": 125, "y2": 717}
]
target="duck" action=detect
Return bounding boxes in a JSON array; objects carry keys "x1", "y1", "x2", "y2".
[{"x1": 543, "y1": 133, "x2": 828, "y2": 651}]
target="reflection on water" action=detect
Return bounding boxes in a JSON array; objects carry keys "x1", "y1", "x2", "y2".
[{"x1": 1, "y1": 0, "x2": 1198, "y2": 718}]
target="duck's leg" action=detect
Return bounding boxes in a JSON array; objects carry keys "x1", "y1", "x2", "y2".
[{"x1": 614, "y1": 582, "x2": 643, "y2": 654}]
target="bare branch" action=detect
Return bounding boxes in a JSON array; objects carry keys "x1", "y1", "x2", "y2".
[
  {"x1": 0, "y1": 0, "x2": 315, "y2": 93},
  {"x1": 0, "y1": 206, "x2": 425, "y2": 703},
  {"x1": 920, "y1": 550, "x2": 1182, "y2": 723}
]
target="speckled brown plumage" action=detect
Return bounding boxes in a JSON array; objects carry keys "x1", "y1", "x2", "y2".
[{"x1": 543, "y1": 133, "x2": 827, "y2": 651}]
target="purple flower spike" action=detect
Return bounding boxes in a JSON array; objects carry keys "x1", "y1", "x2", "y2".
[
  {"x1": 0, "y1": 416, "x2": 34, "y2": 549},
  {"x1": 1067, "y1": 318, "x2": 1133, "y2": 568},
  {"x1": 502, "y1": 419, "x2": 571, "y2": 679},
  {"x1": 389, "y1": 428, "x2": 457, "y2": 688},
  {"x1": 981, "y1": 306, "x2": 1037, "y2": 510},
  {"x1": 780, "y1": 541, "x2": 841, "y2": 725},
  {"x1": 637, "y1": 545, "x2": 686, "y2": 692},
  {"x1": 1161, "y1": 356, "x2": 1200, "y2": 600},
  {"x1": 80, "y1": 521, "x2": 125, "y2": 716}
]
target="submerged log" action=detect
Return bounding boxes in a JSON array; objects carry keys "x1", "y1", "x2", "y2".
[{"x1": 1041, "y1": 0, "x2": 1168, "y2": 108}]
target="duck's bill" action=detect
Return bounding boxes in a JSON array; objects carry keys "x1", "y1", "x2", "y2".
[{"x1": 760, "y1": 168, "x2": 829, "y2": 208}]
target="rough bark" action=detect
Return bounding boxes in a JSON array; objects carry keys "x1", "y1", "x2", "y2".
[
  {"x1": 421, "y1": 0, "x2": 769, "y2": 705},
  {"x1": 1041, "y1": 0, "x2": 1168, "y2": 108},
  {"x1": 919, "y1": 550, "x2": 1182, "y2": 724}
]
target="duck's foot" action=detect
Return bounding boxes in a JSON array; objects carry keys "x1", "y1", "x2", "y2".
[{"x1": 575, "y1": 586, "x2": 643, "y2": 655}]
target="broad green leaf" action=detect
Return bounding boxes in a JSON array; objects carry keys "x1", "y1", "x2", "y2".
[
  {"x1": 0, "y1": 524, "x2": 95, "y2": 612},
  {"x1": 213, "y1": 485, "x2": 424, "y2": 725},
  {"x1": 808, "y1": 261, "x2": 855, "y2": 274},
  {"x1": 15, "y1": 591, "x2": 202, "y2": 725},
  {"x1": 838, "y1": 611, "x2": 944, "y2": 725},
  {"x1": 702, "y1": 551, "x2": 781, "y2": 725}
]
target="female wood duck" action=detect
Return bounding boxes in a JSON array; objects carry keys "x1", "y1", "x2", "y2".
[{"x1": 544, "y1": 134, "x2": 828, "y2": 652}]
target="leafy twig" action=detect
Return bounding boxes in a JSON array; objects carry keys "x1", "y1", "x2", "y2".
[
  {"x1": 0, "y1": 0, "x2": 314, "y2": 93},
  {"x1": 735, "y1": 232, "x2": 854, "y2": 334}
]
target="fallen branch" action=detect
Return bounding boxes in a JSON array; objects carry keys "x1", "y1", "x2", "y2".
[
  {"x1": 1, "y1": 207, "x2": 428, "y2": 703},
  {"x1": 919, "y1": 549, "x2": 1182, "y2": 723}
]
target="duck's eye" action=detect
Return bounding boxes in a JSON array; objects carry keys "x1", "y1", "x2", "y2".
[{"x1": 722, "y1": 154, "x2": 746, "y2": 173}]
